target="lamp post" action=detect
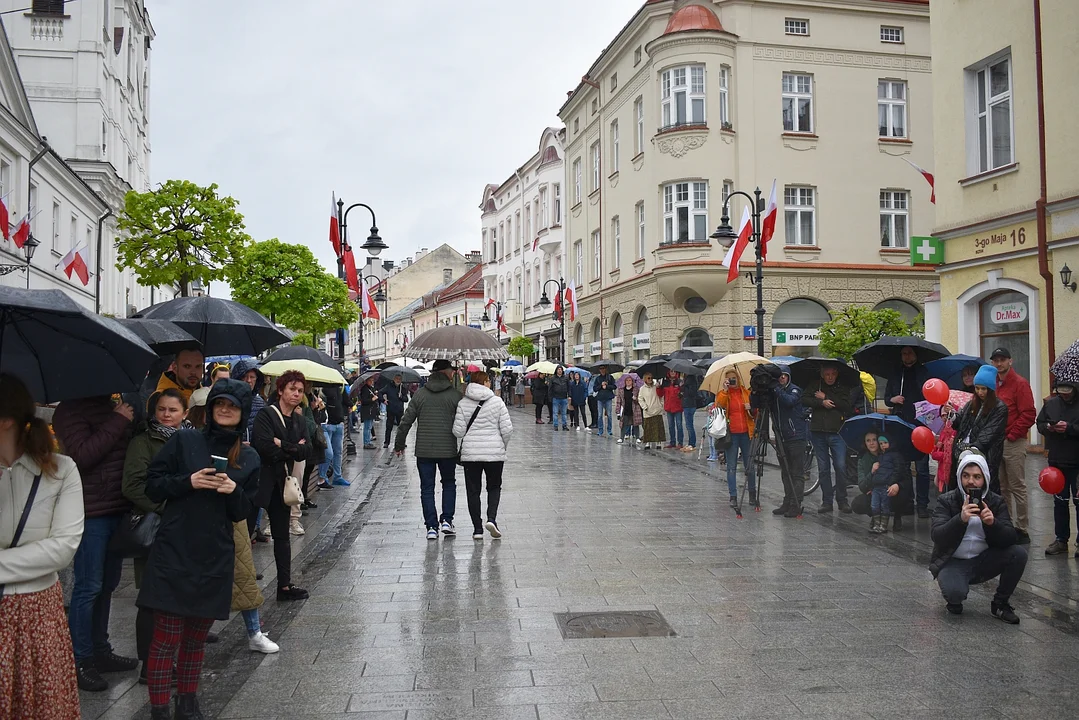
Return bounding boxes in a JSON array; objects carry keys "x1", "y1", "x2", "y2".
[
  {"x1": 711, "y1": 188, "x2": 766, "y2": 357},
  {"x1": 392, "y1": 332, "x2": 409, "y2": 353},
  {"x1": 358, "y1": 273, "x2": 388, "y2": 366},
  {"x1": 335, "y1": 199, "x2": 387, "y2": 362},
  {"x1": 0, "y1": 235, "x2": 39, "y2": 288},
  {"x1": 481, "y1": 300, "x2": 503, "y2": 342},
  {"x1": 538, "y1": 277, "x2": 566, "y2": 364}
]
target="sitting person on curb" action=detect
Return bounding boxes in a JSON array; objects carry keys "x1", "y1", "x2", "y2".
[{"x1": 929, "y1": 451, "x2": 1027, "y2": 624}]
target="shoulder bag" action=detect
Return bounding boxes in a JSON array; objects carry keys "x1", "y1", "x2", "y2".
[
  {"x1": 109, "y1": 509, "x2": 161, "y2": 559},
  {"x1": 0, "y1": 474, "x2": 42, "y2": 596},
  {"x1": 270, "y1": 406, "x2": 305, "y2": 507},
  {"x1": 455, "y1": 400, "x2": 487, "y2": 467}
]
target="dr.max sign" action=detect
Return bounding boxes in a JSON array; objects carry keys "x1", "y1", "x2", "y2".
[{"x1": 990, "y1": 301, "x2": 1026, "y2": 325}]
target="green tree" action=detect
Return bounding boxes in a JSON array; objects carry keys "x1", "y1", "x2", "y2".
[
  {"x1": 116, "y1": 180, "x2": 251, "y2": 295},
  {"x1": 816, "y1": 306, "x2": 913, "y2": 362},
  {"x1": 229, "y1": 238, "x2": 325, "y2": 323},
  {"x1": 506, "y1": 336, "x2": 535, "y2": 359},
  {"x1": 280, "y1": 272, "x2": 358, "y2": 344}
]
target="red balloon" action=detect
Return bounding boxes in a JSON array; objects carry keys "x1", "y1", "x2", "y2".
[
  {"x1": 1039, "y1": 466, "x2": 1066, "y2": 495},
  {"x1": 922, "y1": 378, "x2": 950, "y2": 406},
  {"x1": 911, "y1": 425, "x2": 936, "y2": 454}
]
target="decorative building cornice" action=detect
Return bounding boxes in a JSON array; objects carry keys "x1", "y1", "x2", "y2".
[
  {"x1": 656, "y1": 131, "x2": 708, "y2": 159},
  {"x1": 751, "y1": 44, "x2": 931, "y2": 73}
]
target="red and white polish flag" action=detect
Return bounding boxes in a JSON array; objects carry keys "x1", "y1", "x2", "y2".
[
  {"x1": 329, "y1": 194, "x2": 342, "y2": 257},
  {"x1": 760, "y1": 179, "x2": 777, "y2": 260},
  {"x1": 58, "y1": 244, "x2": 90, "y2": 285},
  {"x1": 11, "y1": 214, "x2": 29, "y2": 249},
  {"x1": 563, "y1": 285, "x2": 578, "y2": 323},
  {"x1": 361, "y1": 282, "x2": 381, "y2": 320},
  {"x1": 721, "y1": 206, "x2": 753, "y2": 284},
  {"x1": 904, "y1": 158, "x2": 936, "y2": 204}
]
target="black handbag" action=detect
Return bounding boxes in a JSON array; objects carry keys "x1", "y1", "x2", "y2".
[
  {"x1": 108, "y1": 510, "x2": 161, "y2": 559},
  {"x1": 455, "y1": 400, "x2": 486, "y2": 466}
]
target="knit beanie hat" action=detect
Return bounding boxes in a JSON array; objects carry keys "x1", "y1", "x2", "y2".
[{"x1": 973, "y1": 364, "x2": 997, "y2": 389}]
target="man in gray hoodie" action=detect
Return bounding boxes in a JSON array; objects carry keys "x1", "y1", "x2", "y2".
[{"x1": 394, "y1": 359, "x2": 463, "y2": 539}]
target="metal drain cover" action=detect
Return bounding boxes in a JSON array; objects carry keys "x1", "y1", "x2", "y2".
[{"x1": 554, "y1": 610, "x2": 676, "y2": 639}]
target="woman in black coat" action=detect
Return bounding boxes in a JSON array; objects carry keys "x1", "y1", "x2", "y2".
[
  {"x1": 948, "y1": 382, "x2": 1008, "y2": 491},
  {"x1": 357, "y1": 376, "x2": 379, "y2": 449},
  {"x1": 251, "y1": 370, "x2": 311, "y2": 601},
  {"x1": 531, "y1": 375, "x2": 549, "y2": 424},
  {"x1": 137, "y1": 379, "x2": 260, "y2": 719}
]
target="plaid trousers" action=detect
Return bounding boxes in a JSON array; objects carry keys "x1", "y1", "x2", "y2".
[{"x1": 147, "y1": 612, "x2": 213, "y2": 707}]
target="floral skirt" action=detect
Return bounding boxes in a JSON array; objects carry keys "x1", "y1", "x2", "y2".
[
  {"x1": 641, "y1": 416, "x2": 666, "y2": 443},
  {"x1": 0, "y1": 582, "x2": 81, "y2": 719}
]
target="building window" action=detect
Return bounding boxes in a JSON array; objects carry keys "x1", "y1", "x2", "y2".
[
  {"x1": 879, "y1": 190, "x2": 909, "y2": 248},
  {"x1": 784, "y1": 187, "x2": 816, "y2": 246},
  {"x1": 719, "y1": 66, "x2": 730, "y2": 127},
  {"x1": 505, "y1": 218, "x2": 512, "y2": 255},
  {"x1": 663, "y1": 181, "x2": 708, "y2": 244},
  {"x1": 524, "y1": 204, "x2": 531, "y2": 245},
  {"x1": 491, "y1": 228, "x2": 497, "y2": 259},
  {"x1": 553, "y1": 184, "x2": 562, "y2": 225},
  {"x1": 499, "y1": 222, "x2": 505, "y2": 257},
  {"x1": 51, "y1": 201, "x2": 60, "y2": 252},
  {"x1": 592, "y1": 230, "x2": 601, "y2": 279},
  {"x1": 722, "y1": 181, "x2": 733, "y2": 210},
  {"x1": 634, "y1": 46, "x2": 642, "y2": 66},
  {"x1": 610, "y1": 120, "x2": 620, "y2": 173},
  {"x1": 515, "y1": 211, "x2": 521, "y2": 250},
  {"x1": 634, "y1": 97, "x2": 645, "y2": 155},
  {"x1": 0, "y1": 159, "x2": 10, "y2": 199},
  {"x1": 524, "y1": 268, "x2": 531, "y2": 305},
  {"x1": 539, "y1": 187, "x2": 549, "y2": 229},
  {"x1": 574, "y1": 240, "x2": 583, "y2": 287},
  {"x1": 636, "y1": 201, "x2": 645, "y2": 258},
  {"x1": 979, "y1": 290, "x2": 1030, "y2": 379},
  {"x1": 782, "y1": 73, "x2": 813, "y2": 133},
  {"x1": 573, "y1": 159, "x2": 582, "y2": 204},
  {"x1": 878, "y1": 80, "x2": 907, "y2": 138},
  {"x1": 661, "y1": 65, "x2": 706, "y2": 129},
  {"x1": 32, "y1": 0, "x2": 65, "y2": 14},
  {"x1": 970, "y1": 55, "x2": 1013, "y2": 173},
  {"x1": 610, "y1": 73, "x2": 618, "y2": 92},
  {"x1": 69, "y1": 214, "x2": 77, "y2": 252},
  {"x1": 591, "y1": 142, "x2": 601, "y2": 192},
  {"x1": 784, "y1": 18, "x2": 809, "y2": 35},
  {"x1": 880, "y1": 26, "x2": 904, "y2": 43},
  {"x1": 591, "y1": 98, "x2": 599, "y2": 115},
  {"x1": 612, "y1": 216, "x2": 621, "y2": 268},
  {"x1": 573, "y1": 117, "x2": 579, "y2": 134}
]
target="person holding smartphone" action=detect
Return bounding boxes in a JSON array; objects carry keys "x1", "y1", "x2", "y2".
[
  {"x1": 136, "y1": 379, "x2": 261, "y2": 719},
  {"x1": 715, "y1": 371, "x2": 757, "y2": 508},
  {"x1": 929, "y1": 451, "x2": 1026, "y2": 624}
]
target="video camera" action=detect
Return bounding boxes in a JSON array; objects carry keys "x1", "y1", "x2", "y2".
[{"x1": 749, "y1": 363, "x2": 783, "y2": 404}]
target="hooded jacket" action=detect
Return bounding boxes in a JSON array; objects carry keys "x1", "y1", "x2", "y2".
[
  {"x1": 1036, "y1": 393, "x2": 1079, "y2": 467},
  {"x1": 929, "y1": 453, "x2": 1016, "y2": 577},
  {"x1": 772, "y1": 367, "x2": 808, "y2": 442},
  {"x1": 394, "y1": 371, "x2": 463, "y2": 458},
  {"x1": 230, "y1": 358, "x2": 266, "y2": 438},
  {"x1": 549, "y1": 373, "x2": 570, "y2": 400},
  {"x1": 996, "y1": 368, "x2": 1036, "y2": 441},
  {"x1": 660, "y1": 378, "x2": 684, "y2": 414},
  {"x1": 52, "y1": 396, "x2": 134, "y2": 518},
  {"x1": 452, "y1": 383, "x2": 513, "y2": 463},
  {"x1": 137, "y1": 379, "x2": 261, "y2": 620},
  {"x1": 949, "y1": 398, "x2": 1008, "y2": 487}
]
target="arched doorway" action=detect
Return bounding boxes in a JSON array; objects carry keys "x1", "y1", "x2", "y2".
[
  {"x1": 634, "y1": 307, "x2": 650, "y2": 360},
  {"x1": 874, "y1": 298, "x2": 921, "y2": 326},
  {"x1": 590, "y1": 318, "x2": 602, "y2": 360},
  {"x1": 772, "y1": 298, "x2": 830, "y2": 358},
  {"x1": 610, "y1": 313, "x2": 624, "y2": 365},
  {"x1": 681, "y1": 327, "x2": 713, "y2": 356},
  {"x1": 573, "y1": 324, "x2": 584, "y2": 362}
]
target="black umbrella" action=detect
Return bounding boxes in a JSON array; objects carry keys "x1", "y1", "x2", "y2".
[
  {"x1": 405, "y1": 325, "x2": 508, "y2": 362},
  {"x1": 665, "y1": 359, "x2": 705, "y2": 376},
  {"x1": 374, "y1": 361, "x2": 398, "y2": 370},
  {"x1": 0, "y1": 287, "x2": 157, "y2": 403},
  {"x1": 263, "y1": 344, "x2": 340, "y2": 371},
  {"x1": 788, "y1": 357, "x2": 861, "y2": 391},
  {"x1": 135, "y1": 296, "x2": 291, "y2": 356},
  {"x1": 853, "y1": 336, "x2": 950, "y2": 378},
  {"x1": 349, "y1": 369, "x2": 383, "y2": 397},
  {"x1": 668, "y1": 349, "x2": 701, "y2": 361},
  {"x1": 634, "y1": 360, "x2": 671, "y2": 379},
  {"x1": 114, "y1": 318, "x2": 200, "y2": 355},
  {"x1": 379, "y1": 365, "x2": 421, "y2": 384},
  {"x1": 587, "y1": 359, "x2": 625, "y2": 372},
  {"x1": 693, "y1": 357, "x2": 715, "y2": 370}
]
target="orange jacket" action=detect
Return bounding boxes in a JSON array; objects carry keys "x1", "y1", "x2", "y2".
[{"x1": 716, "y1": 387, "x2": 755, "y2": 438}]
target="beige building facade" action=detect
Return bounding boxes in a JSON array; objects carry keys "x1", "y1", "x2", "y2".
[
  {"x1": 557, "y1": 0, "x2": 936, "y2": 364},
  {"x1": 929, "y1": 0, "x2": 1079, "y2": 437}
]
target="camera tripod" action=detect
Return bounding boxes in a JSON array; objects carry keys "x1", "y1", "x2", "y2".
[{"x1": 735, "y1": 397, "x2": 796, "y2": 519}]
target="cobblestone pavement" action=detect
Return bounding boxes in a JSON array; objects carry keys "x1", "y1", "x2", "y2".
[{"x1": 87, "y1": 413, "x2": 1079, "y2": 719}]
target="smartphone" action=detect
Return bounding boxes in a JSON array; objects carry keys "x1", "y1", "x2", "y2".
[
  {"x1": 968, "y1": 488, "x2": 983, "y2": 509},
  {"x1": 211, "y1": 455, "x2": 228, "y2": 473}
]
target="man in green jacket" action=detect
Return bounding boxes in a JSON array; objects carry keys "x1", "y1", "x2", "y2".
[
  {"x1": 801, "y1": 366, "x2": 855, "y2": 514},
  {"x1": 394, "y1": 359, "x2": 463, "y2": 539}
]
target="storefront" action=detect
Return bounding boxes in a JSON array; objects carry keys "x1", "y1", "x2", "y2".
[{"x1": 770, "y1": 298, "x2": 831, "y2": 359}]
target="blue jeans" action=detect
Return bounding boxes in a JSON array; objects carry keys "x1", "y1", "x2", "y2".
[
  {"x1": 552, "y1": 398, "x2": 568, "y2": 428},
  {"x1": 666, "y1": 411, "x2": 684, "y2": 446},
  {"x1": 725, "y1": 433, "x2": 755, "y2": 498},
  {"x1": 69, "y1": 514, "x2": 123, "y2": 661},
  {"x1": 870, "y1": 486, "x2": 892, "y2": 515},
  {"x1": 683, "y1": 408, "x2": 697, "y2": 447},
  {"x1": 417, "y1": 458, "x2": 457, "y2": 530},
  {"x1": 597, "y1": 399, "x2": 613, "y2": 435},
  {"x1": 319, "y1": 422, "x2": 344, "y2": 481},
  {"x1": 363, "y1": 418, "x2": 374, "y2": 445},
  {"x1": 812, "y1": 431, "x2": 849, "y2": 506},
  {"x1": 915, "y1": 455, "x2": 931, "y2": 508},
  {"x1": 242, "y1": 609, "x2": 261, "y2": 637}
]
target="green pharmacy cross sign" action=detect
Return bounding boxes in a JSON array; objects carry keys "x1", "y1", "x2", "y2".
[{"x1": 911, "y1": 236, "x2": 944, "y2": 265}]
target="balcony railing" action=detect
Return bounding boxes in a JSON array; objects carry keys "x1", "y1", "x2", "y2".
[
  {"x1": 30, "y1": 16, "x2": 64, "y2": 41},
  {"x1": 656, "y1": 120, "x2": 707, "y2": 134}
]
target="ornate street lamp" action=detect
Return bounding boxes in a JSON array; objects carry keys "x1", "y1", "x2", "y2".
[
  {"x1": 538, "y1": 277, "x2": 567, "y2": 364},
  {"x1": 711, "y1": 187, "x2": 766, "y2": 357}
]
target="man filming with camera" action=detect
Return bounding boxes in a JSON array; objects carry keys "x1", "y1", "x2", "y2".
[
  {"x1": 929, "y1": 451, "x2": 1027, "y2": 624},
  {"x1": 766, "y1": 364, "x2": 809, "y2": 518}
]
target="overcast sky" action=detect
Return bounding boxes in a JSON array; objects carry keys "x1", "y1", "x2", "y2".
[{"x1": 149, "y1": 0, "x2": 634, "y2": 286}]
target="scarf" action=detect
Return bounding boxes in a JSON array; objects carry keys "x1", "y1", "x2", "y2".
[{"x1": 149, "y1": 417, "x2": 192, "y2": 440}]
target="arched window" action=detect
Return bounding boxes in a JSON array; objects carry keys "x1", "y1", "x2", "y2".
[
  {"x1": 574, "y1": 324, "x2": 583, "y2": 346},
  {"x1": 610, "y1": 313, "x2": 624, "y2": 364},
  {"x1": 591, "y1": 319, "x2": 602, "y2": 359},
  {"x1": 681, "y1": 328, "x2": 713, "y2": 353},
  {"x1": 979, "y1": 291, "x2": 1030, "y2": 379},
  {"x1": 635, "y1": 307, "x2": 650, "y2": 360},
  {"x1": 874, "y1": 298, "x2": 921, "y2": 325},
  {"x1": 591, "y1": 318, "x2": 602, "y2": 342},
  {"x1": 772, "y1": 298, "x2": 830, "y2": 358}
]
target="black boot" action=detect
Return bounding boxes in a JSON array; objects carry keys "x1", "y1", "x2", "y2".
[
  {"x1": 869, "y1": 515, "x2": 881, "y2": 534},
  {"x1": 75, "y1": 659, "x2": 107, "y2": 691},
  {"x1": 893, "y1": 514, "x2": 903, "y2": 531},
  {"x1": 175, "y1": 692, "x2": 206, "y2": 720},
  {"x1": 150, "y1": 706, "x2": 172, "y2": 720},
  {"x1": 784, "y1": 505, "x2": 803, "y2": 518},
  {"x1": 879, "y1": 516, "x2": 890, "y2": 534},
  {"x1": 771, "y1": 502, "x2": 790, "y2": 516}
]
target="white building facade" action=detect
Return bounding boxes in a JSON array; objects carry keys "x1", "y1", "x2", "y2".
[
  {"x1": 480, "y1": 127, "x2": 567, "y2": 361},
  {"x1": 2, "y1": 0, "x2": 158, "y2": 316}
]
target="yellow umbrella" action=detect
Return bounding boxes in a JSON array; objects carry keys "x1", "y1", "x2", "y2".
[
  {"x1": 527, "y1": 360, "x2": 560, "y2": 374},
  {"x1": 700, "y1": 352, "x2": 770, "y2": 395},
  {"x1": 259, "y1": 359, "x2": 345, "y2": 386}
]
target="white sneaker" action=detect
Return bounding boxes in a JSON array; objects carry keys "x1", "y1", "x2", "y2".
[
  {"x1": 472, "y1": 530, "x2": 484, "y2": 539},
  {"x1": 636, "y1": 438, "x2": 642, "y2": 444},
  {"x1": 617, "y1": 438, "x2": 624, "y2": 444},
  {"x1": 485, "y1": 520, "x2": 502, "y2": 539},
  {"x1": 441, "y1": 521, "x2": 456, "y2": 536},
  {"x1": 248, "y1": 632, "x2": 280, "y2": 654},
  {"x1": 289, "y1": 520, "x2": 305, "y2": 536},
  {"x1": 426, "y1": 528, "x2": 438, "y2": 540}
]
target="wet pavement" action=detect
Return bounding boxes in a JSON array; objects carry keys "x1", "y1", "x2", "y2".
[{"x1": 84, "y1": 412, "x2": 1079, "y2": 719}]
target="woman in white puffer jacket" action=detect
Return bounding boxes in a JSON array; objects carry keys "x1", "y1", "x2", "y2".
[{"x1": 452, "y1": 371, "x2": 513, "y2": 540}]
